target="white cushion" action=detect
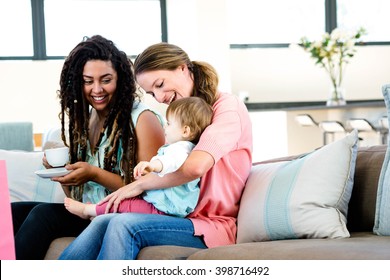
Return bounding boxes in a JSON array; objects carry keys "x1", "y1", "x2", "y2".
[
  {"x1": 237, "y1": 130, "x2": 358, "y2": 242},
  {"x1": 374, "y1": 84, "x2": 390, "y2": 235},
  {"x1": 0, "y1": 149, "x2": 65, "y2": 203}
]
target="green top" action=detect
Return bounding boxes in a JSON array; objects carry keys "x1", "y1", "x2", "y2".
[{"x1": 82, "y1": 101, "x2": 164, "y2": 203}]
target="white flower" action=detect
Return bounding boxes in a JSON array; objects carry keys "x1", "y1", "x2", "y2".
[
  {"x1": 345, "y1": 39, "x2": 355, "y2": 49},
  {"x1": 330, "y1": 28, "x2": 348, "y2": 41},
  {"x1": 322, "y1": 33, "x2": 330, "y2": 40},
  {"x1": 299, "y1": 27, "x2": 366, "y2": 91},
  {"x1": 313, "y1": 41, "x2": 322, "y2": 48}
]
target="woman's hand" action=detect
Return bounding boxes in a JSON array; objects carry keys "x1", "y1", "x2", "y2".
[
  {"x1": 51, "y1": 162, "x2": 96, "y2": 186},
  {"x1": 98, "y1": 180, "x2": 144, "y2": 213}
]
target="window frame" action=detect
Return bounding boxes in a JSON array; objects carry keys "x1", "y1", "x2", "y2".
[
  {"x1": 0, "y1": 0, "x2": 167, "y2": 60},
  {"x1": 230, "y1": 0, "x2": 390, "y2": 49},
  {"x1": 2, "y1": 0, "x2": 388, "y2": 59}
]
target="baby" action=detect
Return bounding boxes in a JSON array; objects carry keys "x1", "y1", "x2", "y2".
[{"x1": 64, "y1": 96, "x2": 213, "y2": 218}]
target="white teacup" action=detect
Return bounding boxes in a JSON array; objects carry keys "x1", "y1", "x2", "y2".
[{"x1": 45, "y1": 146, "x2": 69, "y2": 167}]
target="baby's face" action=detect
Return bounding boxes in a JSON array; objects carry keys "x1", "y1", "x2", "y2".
[{"x1": 164, "y1": 114, "x2": 185, "y2": 144}]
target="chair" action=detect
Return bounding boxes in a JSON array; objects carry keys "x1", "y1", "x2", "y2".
[
  {"x1": 378, "y1": 116, "x2": 389, "y2": 144},
  {"x1": 347, "y1": 118, "x2": 384, "y2": 144},
  {"x1": 0, "y1": 122, "x2": 34, "y2": 151},
  {"x1": 319, "y1": 121, "x2": 346, "y2": 145},
  {"x1": 295, "y1": 114, "x2": 318, "y2": 127},
  {"x1": 295, "y1": 114, "x2": 345, "y2": 146},
  {"x1": 347, "y1": 118, "x2": 376, "y2": 132}
]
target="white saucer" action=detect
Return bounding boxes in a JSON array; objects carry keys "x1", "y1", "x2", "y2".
[{"x1": 35, "y1": 168, "x2": 71, "y2": 178}]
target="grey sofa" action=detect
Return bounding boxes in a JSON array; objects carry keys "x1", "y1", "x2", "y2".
[{"x1": 44, "y1": 145, "x2": 390, "y2": 260}]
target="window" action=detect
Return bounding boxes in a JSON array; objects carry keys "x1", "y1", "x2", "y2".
[
  {"x1": 337, "y1": 0, "x2": 390, "y2": 43},
  {"x1": 0, "y1": 0, "x2": 166, "y2": 60},
  {"x1": 228, "y1": 0, "x2": 390, "y2": 48},
  {"x1": 227, "y1": 0, "x2": 325, "y2": 46},
  {"x1": 44, "y1": 0, "x2": 162, "y2": 57},
  {"x1": 0, "y1": 0, "x2": 33, "y2": 57}
]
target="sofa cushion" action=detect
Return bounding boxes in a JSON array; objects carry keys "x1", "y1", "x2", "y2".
[
  {"x1": 0, "y1": 149, "x2": 65, "y2": 203},
  {"x1": 44, "y1": 238, "x2": 202, "y2": 260},
  {"x1": 44, "y1": 237, "x2": 75, "y2": 260},
  {"x1": 374, "y1": 83, "x2": 390, "y2": 235},
  {"x1": 137, "y1": 245, "x2": 202, "y2": 260},
  {"x1": 348, "y1": 145, "x2": 385, "y2": 232},
  {"x1": 188, "y1": 232, "x2": 390, "y2": 260},
  {"x1": 237, "y1": 130, "x2": 358, "y2": 242}
]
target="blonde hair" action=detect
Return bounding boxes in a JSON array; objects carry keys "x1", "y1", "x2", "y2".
[
  {"x1": 134, "y1": 42, "x2": 219, "y2": 105},
  {"x1": 166, "y1": 97, "x2": 213, "y2": 144}
]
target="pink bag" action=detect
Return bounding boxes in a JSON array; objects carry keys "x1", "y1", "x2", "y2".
[{"x1": 0, "y1": 160, "x2": 15, "y2": 260}]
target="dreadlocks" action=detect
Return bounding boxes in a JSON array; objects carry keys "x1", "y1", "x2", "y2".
[{"x1": 58, "y1": 35, "x2": 138, "y2": 201}]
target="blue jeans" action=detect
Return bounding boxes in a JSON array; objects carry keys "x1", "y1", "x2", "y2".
[{"x1": 59, "y1": 213, "x2": 207, "y2": 260}]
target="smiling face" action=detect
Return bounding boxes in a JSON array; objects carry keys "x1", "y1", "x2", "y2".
[
  {"x1": 82, "y1": 60, "x2": 118, "y2": 115},
  {"x1": 136, "y1": 64, "x2": 194, "y2": 105}
]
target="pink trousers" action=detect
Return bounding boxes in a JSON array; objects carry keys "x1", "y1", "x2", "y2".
[{"x1": 96, "y1": 196, "x2": 165, "y2": 216}]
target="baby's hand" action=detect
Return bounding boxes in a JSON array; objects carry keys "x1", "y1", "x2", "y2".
[{"x1": 133, "y1": 161, "x2": 153, "y2": 179}]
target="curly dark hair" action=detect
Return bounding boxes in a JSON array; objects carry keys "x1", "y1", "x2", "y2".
[{"x1": 58, "y1": 35, "x2": 138, "y2": 201}]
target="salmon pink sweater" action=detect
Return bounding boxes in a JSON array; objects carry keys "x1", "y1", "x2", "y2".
[{"x1": 189, "y1": 93, "x2": 253, "y2": 248}]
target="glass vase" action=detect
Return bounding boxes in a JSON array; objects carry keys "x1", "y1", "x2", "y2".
[{"x1": 327, "y1": 86, "x2": 346, "y2": 106}]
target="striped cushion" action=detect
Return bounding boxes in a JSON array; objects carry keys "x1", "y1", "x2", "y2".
[
  {"x1": 237, "y1": 130, "x2": 358, "y2": 242},
  {"x1": 0, "y1": 149, "x2": 65, "y2": 203},
  {"x1": 374, "y1": 84, "x2": 390, "y2": 235}
]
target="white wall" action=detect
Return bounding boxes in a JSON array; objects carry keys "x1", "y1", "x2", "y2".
[
  {"x1": 0, "y1": 0, "x2": 389, "y2": 135},
  {"x1": 0, "y1": 60, "x2": 64, "y2": 133},
  {"x1": 166, "y1": 0, "x2": 232, "y2": 93}
]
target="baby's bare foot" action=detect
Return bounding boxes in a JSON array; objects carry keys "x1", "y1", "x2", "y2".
[{"x1": 64, "y1": 197, "x2": 92, "y2": 219}]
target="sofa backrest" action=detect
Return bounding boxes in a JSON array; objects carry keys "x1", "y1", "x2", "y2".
[
  {"x1": 0, "y1": 122, "x2": 34, "y2": 152},
  {"x1": 347, "y1": 145, "x2": 386, "y2": 232}
]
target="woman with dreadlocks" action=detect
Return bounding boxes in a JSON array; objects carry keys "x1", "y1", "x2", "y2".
[{"x1": 11, "y1": 35, "x2": 165, "y2": 260}]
